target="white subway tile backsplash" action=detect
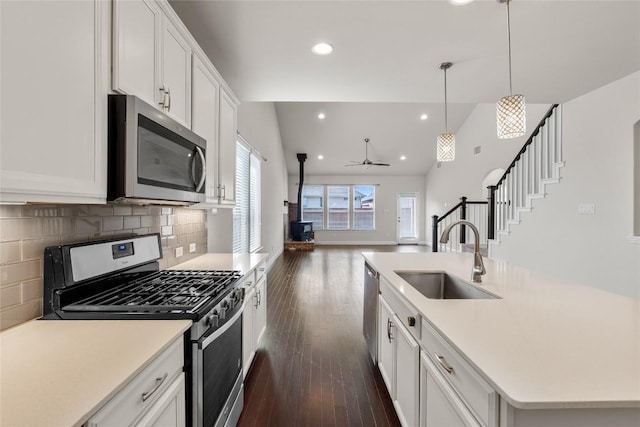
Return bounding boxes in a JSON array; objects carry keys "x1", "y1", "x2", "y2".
[
  {"x1": 161, "y1": 208, "x2": 173, "y2": 215},
  {"x1": 22, "y1": 237, "x2": 60, "y2": 261},
  {"x1": 0, "y1": 300, "x2": 41, "y2": 330},
  {"x1": 161, "y1": 226, "x2": 173, "y2": 236},
  {"x1": 0, "y1": 242, "x2": 21, "y2": 264},
  {"x1": 74, "y1": 217, "x2": 102, "y2": 234},
  {"x1": 0, "y1": 285, "x2": 21, "y2": 309},
  {"x1": 140, "y1": 216, "x2": 153, "y2": 227},
  {"x1": 21, "y1": 279, "x2": 42, "y2": 303},
  {"x1": 103, "y1": 216, "x2": 124, "y2": 231},
  {"x1": 123, "y1": 216, "x2": 141, "y2": 229},
  {"x1": 113, "y1": 206, "x2": 132, "y2": 216},
  {"x1": 0, "y1": 260, "x2": 41, "y2": 287}
]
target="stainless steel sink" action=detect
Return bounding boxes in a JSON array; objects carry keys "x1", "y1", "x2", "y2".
[{"x1": 395, "y1": 271, "x2": 500, "y2": 300}]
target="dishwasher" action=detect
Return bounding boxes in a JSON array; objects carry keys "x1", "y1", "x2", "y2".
[{"x1": 363, "y1": 261, "x2": 380, "y2": 364}]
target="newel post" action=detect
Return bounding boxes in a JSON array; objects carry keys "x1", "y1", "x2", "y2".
[
  {"x1": 431, "y1": 215, "x2": 439, "y2": 252},
  {"x1": 487, "y1": 186, "x2": 497, "y2": 240}
]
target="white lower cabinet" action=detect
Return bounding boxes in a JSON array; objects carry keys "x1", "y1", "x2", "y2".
[
  {"x1": 242, "y1": 266, "x2": 267, "y2": 378},
  {"x1": 421, "y1": 351, "x2": 480, "y2": 427},
  {"x1": 86, "y1": 337, "x2": 185, "y2": 427},
  {"x1": 378, "y1": 296, "x2": 419, "y2": 427}
]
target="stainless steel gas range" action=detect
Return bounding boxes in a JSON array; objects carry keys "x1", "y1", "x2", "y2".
[{"x1": 43, "y1": 233, "x2": 244, "y2": 427}]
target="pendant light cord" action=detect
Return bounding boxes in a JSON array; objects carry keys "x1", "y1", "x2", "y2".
[
  {"x1": 443, "y1": 67, "x2": 448, "y2": 133},
  {"x1": 506, "y1": 0, "x2": 513, "y2": 95}
]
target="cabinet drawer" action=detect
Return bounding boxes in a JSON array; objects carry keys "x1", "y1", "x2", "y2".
[
  {"x1": 421, "y1": 319, "x2": 498, "y2": 427},
  {"x1": 380, "y1": 276, "x2": 421, "y2": 342},
  {"x1": 87, "y1": 336, "x2": 184, "y2": 426},
  {"x1": 255, "y1": 262, "x2": 266, "y2": 284}
]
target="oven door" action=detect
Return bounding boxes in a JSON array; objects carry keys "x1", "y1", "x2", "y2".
[{"x1": 193, "y1": 307, "x2": 243, "y2": 427}]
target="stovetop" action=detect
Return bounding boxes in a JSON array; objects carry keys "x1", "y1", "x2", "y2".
[{"x1": 61, "y1": 270, "x2": 243, "y2": 316}]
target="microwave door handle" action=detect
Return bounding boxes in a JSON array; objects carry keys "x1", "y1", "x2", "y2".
[{"x1": 194, "y1": 146, "x2": 206, "y2": 192}]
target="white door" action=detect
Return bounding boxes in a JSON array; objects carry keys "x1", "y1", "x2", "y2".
[
  {"x1": 161, "y1": 16, "x2": 191, "y2": 127},
  {"x1": 255, "y1": 277, "x2": 267, "y2": 347},
  {"x1": 394, "y1": 315, "x2": 420, "y2": 427},
  {"x1": 397, "y1": 193, "x2": 419, "y2": 244},
  {"x1": 378, "y1": 297, "x2": 395, "y2": 398},
  {"x1": 217, "y1": 88, "x2": 237, "y2": 204},
  {"x1": 242, "y1": 286, "x2": 256, "y2": 379}
]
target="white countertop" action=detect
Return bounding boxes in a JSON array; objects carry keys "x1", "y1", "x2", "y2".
[
  {"x1": 170, "y1": 252, "x2": 268, "y2": 274},
  {"x1": 0, "y1": 319, "x2": 191, "y2": 427},
  {"x1": 363, "y1": 251, "x2": 640, "y2": 410}
]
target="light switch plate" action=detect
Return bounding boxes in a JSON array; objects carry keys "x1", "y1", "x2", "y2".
[
  {"x1": 189, "y1": 243, "x2": 196, "y2": 253},
  {"x1": 578, "y1": 203, "x2": 595, "y2": 214},
  {"x1": 175, "y1": 247, "x2": 184, "y2": 257}
]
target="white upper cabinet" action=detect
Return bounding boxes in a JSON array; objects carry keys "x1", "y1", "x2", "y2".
[
  {"x1": 0, "y1": 0, "x2": 109, "y2": 204},
  {"x1": 191, "y1": 54, "x2": 220, "y2": 203},
  {"x1": 112, "y1": 0, "x2": 161, "y2": 108},
  {"x1": 160, "y1": 16, "x2": 191, "y2": 127},
  {"x1": 217, "y1": 88, "x2": 237, "y2": 205},
  {"x1": 113, "y1": 0, "x2": 192, "y2": 128}
]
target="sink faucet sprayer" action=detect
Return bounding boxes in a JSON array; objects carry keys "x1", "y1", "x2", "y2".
[{"x1": 439, "y1": 220, "x2": 486, "y2": 283}]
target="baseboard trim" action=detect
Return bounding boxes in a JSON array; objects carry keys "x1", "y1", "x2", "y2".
[{"x1": 314, "y1": 240, "x2": 400, "y2": 246}]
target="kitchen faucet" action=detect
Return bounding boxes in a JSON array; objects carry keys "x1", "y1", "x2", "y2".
[{"x1": 439, "y1": 220, "x2": 486, "y2": 283}]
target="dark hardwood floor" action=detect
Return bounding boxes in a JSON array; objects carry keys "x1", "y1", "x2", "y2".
[{"x1": 238, "y1": 245, "x2": 429, "y2": 427}]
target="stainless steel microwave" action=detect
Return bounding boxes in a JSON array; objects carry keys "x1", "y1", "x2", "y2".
[{"x1": 108, "y1": 95, "x2": 206, "y2": 205}]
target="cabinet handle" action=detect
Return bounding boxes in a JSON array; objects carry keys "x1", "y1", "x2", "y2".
[
  {"x1": 221, "y1": 185, "x2": 226, "y2": 200},
  {"x1": 166, "y1": 88, "x2": 171, "y2": 112},
  {"x1": 141, "y1": 372, "x2": 168, "y2": 402},
  {"x1": 158, "y1": 86, "x2": 167, "y2": 108},
  {"x1": 387, "y1": 318, "x2": 394, "y2": 342},
  {"x1": 254, "y1": 291, "x2": 259, "y2": 309},
  {"x1": 435, "y1": 353, "x2": 454, "y2": 374}
]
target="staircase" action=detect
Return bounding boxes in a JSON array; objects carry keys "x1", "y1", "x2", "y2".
[
  {"x1": 488, "y1": 104, "x2": 563, "y2": 246},
  {"x1": 431, "y1": 104, "x2": 563, "y2": 254}
]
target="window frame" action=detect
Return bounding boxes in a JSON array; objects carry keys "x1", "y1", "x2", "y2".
[{"x1": 301, "y1": 184, "x2": 376, "y2": 231}]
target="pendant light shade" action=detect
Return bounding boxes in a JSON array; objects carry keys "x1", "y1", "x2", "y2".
[
  {"x1": 437, "y1": 133, "x2": 455, "y2": 162},
  {"x1": 437, "y1": 62, "x2": 455, "y2": 162},
  {"x1": 497, "y1": 94, "x2": 526, "y2": 138},
  {"x1": 497, "y1": 0, "x2": 526, "y2": 139}
]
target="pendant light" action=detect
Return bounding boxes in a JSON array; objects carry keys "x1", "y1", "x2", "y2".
[
  {"x1": 496, "y1": 0, "x2": 526, "y2": 139},
  {"x1": 437, "y1": 62, "x2": 455, "y2": 162}
]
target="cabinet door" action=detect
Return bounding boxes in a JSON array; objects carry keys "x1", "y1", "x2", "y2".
[
  {"x1": 161, "y1": 15, "x2": 191, "y2": 128},
  {"x1": 135, "y1": 373, "x2": 186, "y2": 427},
  {"x1": 0, "y1": 0, "x2": 108, "y2": 204},
  {"x1": 217, "y1": 88, "x2": 237, "y2": 205},
  {"x1": 191, "y1": 54, "x2": 220, "y2": 202},
  {"x1": 394, "y1": 314, "x2": 420, "y2": 427},
  {"x1": 420, "y1": 352, "x2": 480, "y2": 427},
  {"x1": 242, "y1": 286, "x2": 257, "y2": 379},
  {"x1": 378, "y1": 297, "x2": 395, "y2": 398},
  {"x1": 255, "y1": 277, "x2": 267, "y2": 347},
  {"x1": 112, "y1": 0, "x2": 161, "y2": 107}
]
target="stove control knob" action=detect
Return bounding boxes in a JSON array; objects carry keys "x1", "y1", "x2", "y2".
[
  {"x1": 220, "y1": 301, "x2": 229, "y2": 320},
  {"x1": 207, "y1": 310, "x2": 219, "y2": 327}
]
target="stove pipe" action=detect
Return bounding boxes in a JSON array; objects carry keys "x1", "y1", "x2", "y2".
[{"x1": 296, "y1": 153, "x2": 307, "y2": 221}]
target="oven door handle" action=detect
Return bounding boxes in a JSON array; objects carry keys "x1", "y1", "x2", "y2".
[{"x1": 200, "y1": 307, "x2": 242, "y2": 349}]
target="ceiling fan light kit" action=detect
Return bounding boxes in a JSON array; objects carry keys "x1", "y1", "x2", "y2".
[
  {"x1": 437, "y1": 61, "x2": 455, "y2": 162},
  {"x1": 496, "y1": 0, "x2": 526, "y2": 139}
]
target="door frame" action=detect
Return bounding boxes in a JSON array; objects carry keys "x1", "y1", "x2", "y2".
[{"x1": 396, "y1": 192, "x2": 419, "y2": 244}]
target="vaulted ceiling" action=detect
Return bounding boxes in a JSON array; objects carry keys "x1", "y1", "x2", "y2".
[{"x1": 171, "y1": 0, "x2": 640, "y2": 176}]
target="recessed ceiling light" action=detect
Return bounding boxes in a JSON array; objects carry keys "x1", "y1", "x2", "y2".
[
  {"x1": 317, "y1": 155, "x2": 324, "y2": 160},
  {"x1": 449, "y1": 0, "x2": 475, "y2": 5},
  {"x1": 312, "y1": 42, "x2": 333, "y2": 55},
  {"x1": 400, "y1": 155, "x2": 407, "y2": 161},
  {"x1": 420, "y1": 114, "x2": 428, "y2": 120},
  {"x1": 318, "y1": 113, "x2": 325, "y2": 119}
]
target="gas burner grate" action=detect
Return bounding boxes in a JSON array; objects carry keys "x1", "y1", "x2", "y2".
[{"x1": 64, "y1": 270, "x2": 242, "y2": 314}]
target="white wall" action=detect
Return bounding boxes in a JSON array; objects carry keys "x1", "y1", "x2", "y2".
[
  {"x1": 490, "y1": 72, "x2": 640, "y2": 298},
  {"x1": 207, "y1": 102, "x2": 288, "y2": 267},
  {"x1": 425, "y1": 103, "x2": 553, "y2": 225},
  {"x1": 288, "y1": 174, "x2": 426, "y2": 244}
]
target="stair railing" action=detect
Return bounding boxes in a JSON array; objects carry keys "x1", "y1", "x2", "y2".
[
  {"x1": 488, "y1": 104, "x2": 562, "y2": 240},
  {"x1": 431, "y1": 197, "x2": 488, "y2": 252}
]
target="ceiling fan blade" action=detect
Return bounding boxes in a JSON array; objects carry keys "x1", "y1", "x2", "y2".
[
  {"x1": 344, "y1": 163, "x2": 363, "y2": 167},
  {"x1": 371, "y1": 162, "x2": 390, "y2": 166}
]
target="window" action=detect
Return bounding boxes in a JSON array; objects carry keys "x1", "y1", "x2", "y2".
[
  {"x1": 233, "y1": 137, "x2": 262, "y2": 253},
  {"x1": 302, "y1": 185, "x2": 324, "y2": 230},
  {"x1": 327, "y1": 186, "x2": 349, "y2": 229},
  {"x1": 301, "y1": 184, "x2": 375, "y2": 231},
  {"x1": 353, "y1": 185, "x2": 375, "y2": 230}
]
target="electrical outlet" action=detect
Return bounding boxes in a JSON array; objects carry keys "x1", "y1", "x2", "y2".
[
  {"x1": 189, "y1": 243, "x2": 196, "y2": 253},
  {"x1": 175, "y1": 247, "x2": 184, "y2": 257},
  {"x1": 577, "y1": 203, "x2": 595, "y2": 215}
]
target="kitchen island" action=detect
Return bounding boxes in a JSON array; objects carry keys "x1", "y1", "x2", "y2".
[{"x1": 364, "y1": 251, "x2": 640, "y2": 426}]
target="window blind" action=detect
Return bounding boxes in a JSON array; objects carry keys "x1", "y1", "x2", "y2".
[
  {"x1": 233, "y1": 141, "x2": 250, "y2": 253},
  {"x1": 249, "y1": 152, "x2": 261, "y2": 252}
]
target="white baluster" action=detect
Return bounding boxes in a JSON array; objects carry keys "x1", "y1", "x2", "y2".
[
  {"x1": 555, "y1": 105, "x2": 563, "y2": 163},
  {"x1": 547, "y1": 114, "x2": 556, "y2": 177}
]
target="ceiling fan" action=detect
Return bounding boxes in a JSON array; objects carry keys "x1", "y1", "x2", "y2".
[{"x1": 345, "y1": 138, "x2": 390, "y2": 167}]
